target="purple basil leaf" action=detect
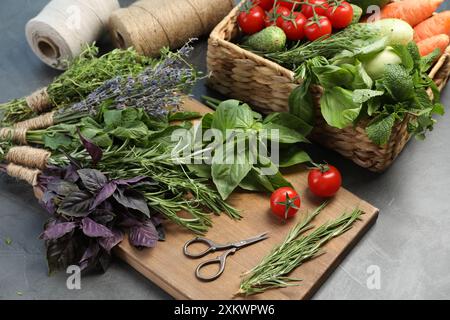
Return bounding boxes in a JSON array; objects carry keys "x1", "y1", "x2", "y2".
[
  {"x1": 41, "y1": 222, "x2": 77, "y2": 241},
  {"x1": 78, "y1": 169, "x2": 108, "y2": 193},
  {"x1": 99, "y1": 229, "x2": 124, "y2": 253},
  {"x1": 79, "y1": 242, "x2": 100, "y2": 271},
  {"x1": 91, "y1": 209, "x2": 115, "y2": 225},
  {"x1": 47, "y1": 180, "x2": 80, "y2": 197},
  {"x1": 113, "y1": 187, "x2": 150, "y2": 217},
  {"x1": 45, "y1": 233, "x2": 77, "y2": 274},
  {"x1": 118, "y1": 217, "x2": 142, "y2": 228},
  {"x1": 81, "y1": 217, "x2": 114, "y2": 238},
  {"x1": 78, "y1": 128, "x2": 103, "y2": 165},
  {"x1": 64, "y1": 164, "x2": 80, "y2": 183},
  {"x1": 113, "y1": 176, "x2": 148, "y2": 186},
  {"x1": 151, "y1": 216, "x2": 165, "y2": 241},
  {"x1": 91, "y1": 182, "x2": 117, "y2": 209},
  {"x1": 129, "y1": 223, "x2": 159, "y2": 248},
  {"x1": 57, "y1": 191, "x2": 93, "y2": 217},
  {"x1": 40, "y1": 191, "x2": 57, "y2": 214}
]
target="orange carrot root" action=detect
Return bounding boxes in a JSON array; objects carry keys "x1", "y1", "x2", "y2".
[
  {"x1": 417, "y1": 34, "x2": 450, "y2": 57},
  {"x1": 414, "y1": 11, "x2": 450, "y2": 42},
  {"x1": 381, "y1": 0, "x2": 443, "y2": 27}
]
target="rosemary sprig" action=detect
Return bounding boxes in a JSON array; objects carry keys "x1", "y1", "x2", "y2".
[
  {"x1": 238, "y1": 203, "x2": 363, "y2": 296},
  {"x1": 264, "y1": 23, "x2": 381, "y2": 69}
]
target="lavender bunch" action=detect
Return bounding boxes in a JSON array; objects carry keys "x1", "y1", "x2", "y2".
[{"x1": 54, "y1": 42, "x2": 198, "y2": 123}]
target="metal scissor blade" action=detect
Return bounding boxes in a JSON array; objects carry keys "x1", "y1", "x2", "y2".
[{"x1": 233, "y1": 232, "x2": 269, "y2": 250}]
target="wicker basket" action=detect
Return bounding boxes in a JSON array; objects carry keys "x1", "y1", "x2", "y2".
[{"x1": 207, "y1": 2, "x2": 450, "y2": 172}]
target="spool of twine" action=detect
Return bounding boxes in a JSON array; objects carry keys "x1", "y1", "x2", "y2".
[
  {"x1": 26, "y1": 0, "x2": 120, "y2": 70},
  {"x1": 109, "y1": 0, "x2": 234, "y2": 56},
  {"x1": 14, "y1": 111, "x2": 55, "y2": 131},
  {"x1": 5, "y1": 147, "x2": 51, "y2": 170},
  {"x1": 0, "y1": 128, "x2": 28, "y2": 145},
  {"x1": 6, "y1": 163, "x2": 41, "y2": 186}
]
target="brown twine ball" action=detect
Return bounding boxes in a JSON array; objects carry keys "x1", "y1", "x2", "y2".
[
  {"x1": 0, "y1": 128, "x2": 28, "y2": 145},
  {"x1": 25, "y1": 87, "x2": 51, "y2": 113},
  {"x1": 6, "y1": 163, "x2": 41, "y2": 186},
  {"x1": 5, "y1": 147, "x2": 51, "y2": 170},
  {"x1": 14, "y1": 111, "x2": 55, "y2": 130},
  {"x1": 109, "y1": 0, "x2": 234, "y2": 56}
]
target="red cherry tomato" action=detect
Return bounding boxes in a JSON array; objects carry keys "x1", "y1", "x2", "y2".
[
  {"x1": 304, "y1": 16, "x2": 332, "y2": 41},
  {"x1": 270, "y1": 187, "x2": 301, "y2": 220},
  {"x1": 280, "y1": 12, "x2": 307, "y2": 41},
  {"x1": 301, "y1": 0, "x2": 330, "y2": 18},
  {"x1": 265, "y1": 5, "x2": 291, "y2": 27},
  {"x1": 278, "y1": 1, "x2": 301, "y2": 10},
  {"x1": 238, "y1": 5, "x2": 266, "y2": 35},
  {"x1": 308, "y1": 164, "x2": 342, "y2": 198},
  {"x1": 326, "y1": 1, "x2": 354, "y2": 29},
  {"x1": 252, "y1": 0, "x2": 275, "y2": 11}
]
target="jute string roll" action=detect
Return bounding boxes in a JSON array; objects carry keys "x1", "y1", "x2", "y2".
[
  {"x1": 6, "y1": 147, "x2": 51, "y2": 170},
  {"x1": 6, "y1": 163, "x2": 41, "y2": 186},
  {"x1": 26, "y1": 0, "x2": 120, "y2": 70},
  {"x1": 109, "y1": 0, "x2": 234, "y2": 56},
  {"x1": 14, "y1": 111, "x2": 56, "y2": 131},
  {"x1": 0, "y1": 128, "x2": 28, "y2": 145}
]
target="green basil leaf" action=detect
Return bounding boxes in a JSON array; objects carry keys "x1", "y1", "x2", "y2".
[
  {"x1": 109, "y1": 121, "x2": 149, "y2": 141},
  {"x1": 211, "y1": 100, "x2": 254, "y2": 134},
  {"x1": 279, "y1": 147, "x2": 311, "y2": 168},
  {"x1": 288, "y1": 83, "x2": 315, "y2": 126},
  {"x1": 312, "y1": 65, "x2": 353, "y2": 88},
  {"x1": 263, "y1": 112, "x2": 313, "y2": 136},
  {"x1": 320, "y1": 87, "x2": 362, "y2": 129},
  {"x1": 169, "y1": 111, "x2": 202, "y2": 122},
  {"x1": 261, "y1": 123, "x2": 309, "y2": 144},
  {"x1": 187, "y1": 164, "x2": 212, "y2": 179},
  {"x1": 43, "y1": 133, "x2": 73, "y2": 151},
  {"x1": 211, "y1": 137, "x2": 253, "y2": 200}
]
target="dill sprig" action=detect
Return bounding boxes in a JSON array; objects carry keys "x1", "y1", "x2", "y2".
[{"x1": 238, "y1": 203, "x2": 363, "y2": 296}]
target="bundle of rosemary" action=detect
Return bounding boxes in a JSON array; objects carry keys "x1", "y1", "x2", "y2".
[
  {"x1": 239, "y1": 203, "x2": 363, "y2": 296},
  {"x1": 0, "y1": 45, "x2": 154, "y2": 125},
  {"x1": 265, "y1": 23, "x2": 382, "y2": 70}
]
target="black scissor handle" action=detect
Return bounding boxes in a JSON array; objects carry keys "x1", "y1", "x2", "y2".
[
  {"x1": 183, "y1": 237, "x2": 220, "y2": 258},
  {"x1": 195, "y1": 248, "x2": 237, "y2": 281}
]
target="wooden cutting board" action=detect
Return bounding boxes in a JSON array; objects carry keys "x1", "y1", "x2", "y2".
[{"x1": 113, "y1": 98, "x2": 379, "y2": 300}]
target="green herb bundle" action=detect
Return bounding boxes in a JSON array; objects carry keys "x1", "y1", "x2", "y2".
[
  {"x1": 239, "y1": 203, "x2": 363, "y2": 296},
  {"x1": 0, "y1": 45, "x2": 154, "y2": 125},
  {"x1": 290, "y1": 40, "x2": 445, "y2": 145}
]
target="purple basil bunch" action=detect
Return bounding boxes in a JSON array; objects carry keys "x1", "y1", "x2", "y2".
[
  {"x1": 64, "y1": 42, "x2": 197, "y2": 119},
  {"x1": 38, "y1": 162, "x2": 164, "y2": 274}
]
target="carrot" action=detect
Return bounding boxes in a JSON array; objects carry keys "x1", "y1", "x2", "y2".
[
  {"x1": 417, "y1": 34, "x2": 450, "y2": 57},
  {"x1": 380, "y1": 0, "x2": 443, "y2": 27},
  {"x1": 414, "y1": 11, "x2": 450, "y2": 42}
]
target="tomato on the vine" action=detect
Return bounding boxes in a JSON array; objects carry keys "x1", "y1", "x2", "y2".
[
  {"x1": 270, "y1": 187, "x2": 301, "y2": 220},
  {"x1": 326, "y1": 1, "x2": 353, "y2": 29},
  {"x1": 278, "y1": 1, "x2": 301, "y2": 10},
  {"x1": 301, "y1": 0, "x2": 330, "y2": 18},
  {"x1": 265, "y1": 5, "x2": 291, "y2": 27},
  {"x1": 237, "y1": 5, "x2": 266, "y2": 35},
  {"x1": 304, "y1": 16, "x2": 332, "y2": 41},
  {"x1": 280, "y1": 12, "x2": 307, "y2": 41},
  {"x1": 252, "y1": 0, "x2": 275, "y2": 11},
  {"x1": 308, "y1": 164, "x2": 342, "y2": 198}
]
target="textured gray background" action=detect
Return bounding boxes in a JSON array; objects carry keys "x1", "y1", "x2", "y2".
[{"x1": 0, "y1": 0, "x2": 449, "y2": 300}]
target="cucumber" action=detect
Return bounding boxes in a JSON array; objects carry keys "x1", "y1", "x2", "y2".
[
  {"x1": 244, "y1": 26, "x2": 287, "y2": 53},
  {"x1": 351, "y1": 4, "x2": 363, "y2": 24}
]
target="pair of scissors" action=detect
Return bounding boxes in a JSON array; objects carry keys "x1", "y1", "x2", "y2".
[{"x1": 183, "y1": 232, "x2": 269, "y2": 282}]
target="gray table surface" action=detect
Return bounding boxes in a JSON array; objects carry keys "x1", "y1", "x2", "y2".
[{"x1": 1, "y1": 0, "x2": 450, "y2": 300}]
